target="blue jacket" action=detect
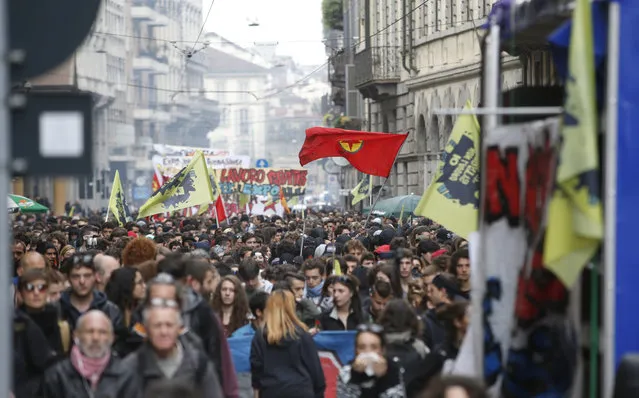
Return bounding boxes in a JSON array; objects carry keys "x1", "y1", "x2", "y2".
[{"x1": 231, "y1": 323, "x2": 256, "y2": 337}]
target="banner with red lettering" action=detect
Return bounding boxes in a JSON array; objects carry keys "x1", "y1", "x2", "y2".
[
  {"x1": 477, "y1": 118, "x2": 577, "y2": 396},
  {"x1": 215, "y1": 168, "x2": 308, "y2": 196}
]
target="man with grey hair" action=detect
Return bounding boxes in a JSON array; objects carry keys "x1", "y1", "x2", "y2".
[
  {"x1": 93, "y1": 253, "x2": 120, "y2": 292},
  {"x1": 43, "y1": 310, "x2": 135, "y2": 397},
  {"x1": 123, "y1": 300, "x2": 223, "y2": 398}
]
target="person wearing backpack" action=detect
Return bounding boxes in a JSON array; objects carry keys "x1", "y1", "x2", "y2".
[{"x1": 122, "y1": 299, "x2": 223, "y2": 398}]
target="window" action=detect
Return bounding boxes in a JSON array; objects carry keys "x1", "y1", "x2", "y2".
[
  {"x1": 239, "y1": 108, "x2": 249, "y2": 135},
  {"x1": 216, "y1": 81, "x2": 226, "y2": 103}
]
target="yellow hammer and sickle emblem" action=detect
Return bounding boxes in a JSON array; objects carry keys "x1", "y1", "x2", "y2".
[{"x1": 338, "y1": 140, "x2": 364, "y2": 153}]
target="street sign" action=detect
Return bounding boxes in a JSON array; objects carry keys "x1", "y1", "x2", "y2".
[
  {"x1": 256, "y1": 159, "x2": 269, "y2": 168},
  {"x1": 11, "y1": 90, "x2": 93, "y2": 176}
]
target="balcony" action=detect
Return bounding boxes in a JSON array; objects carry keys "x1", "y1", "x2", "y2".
[
  {"x1": 328, "y1": 51, "x2": 345, "y2": 88},
  {"x1": 131, "y1": 2, "x2": 170, "y2": 27},
  {"x1": 132, "y1": 0, "x2": 169, "y2": 26},
  {"x1": 134, "y1": 108, "x2": 171, "y2": 123},
  {"x1": 133, "y1": 54, "x2": 169, "y2": 75},
  {"x1": 354, "y1": 46, "x2": 400, "y2": 101}
]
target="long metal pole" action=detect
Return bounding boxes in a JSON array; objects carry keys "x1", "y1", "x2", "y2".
[
  {"x1": 474, "y1": 21, "x2": 501, "y2": 383},
  {"x1": 0, "y1": 0, "x2": 13, "y2": 394},
  {"x1": 603, "y1": 2, "x2": 620, "y2": 397},
  {"x1": 363, "y1": 177, "x2": 387, "y2": 228}
]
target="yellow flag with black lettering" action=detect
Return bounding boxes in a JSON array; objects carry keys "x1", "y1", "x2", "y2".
[
  {"x1": 107, "y1": 170, "x2": 131, "y2": 226},
  {"x1": 138, "y1": 151, "x2": 214, "y2": 218},
  {"x1": 351, "y1": 174, "x2": 372, "y2": 206},
  {"x1": 414, "y1": 100, "x2": 480, "y2": 239},
  {"x1": 544, "y1": 0, "x2": 602, "y2": 287}
]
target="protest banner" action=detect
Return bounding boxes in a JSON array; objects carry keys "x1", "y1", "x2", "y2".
[
  {"x1": 478, "y1": 118, "x2": 577, "y2": 396},
  {"x1": 228, "y1": 331, "x2": 356, "y2": 398},
  {"x1": 152, "y1": 144, "x2": 250, "y2": 177},
  {"x1": 216, "y1": 167, "x2": 308, "y2": 196}
]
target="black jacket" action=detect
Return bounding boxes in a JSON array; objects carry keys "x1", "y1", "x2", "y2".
[
  {"x1": 42, "y1": 355, "x2": 136, "y2": 398},
  {"x1": 250, "y1": 327, "x2": 325, "y2": 398},
  {"x1": 19, "y1": 304, "x2": 68, "y2": 358},
  {"x1": 336, "y1": 358, "x2": 405, "y2": 398},
  {"x1": 13, "y1": 309, "x2": 56, "y2": 398},
  {"x1": 121, "y1": 340, "x2": 223, "y2": 398},
  {"x1": 318, "y1": 308, "x2": 360, "y2": 331},
  {"x1": 385, "y1": 333, "x2": 434, "y2": 397},
  {"x1": 59, "y1": 290, "x2": 125, "y2": 346},
  {"x1": 422, "y1": 306, "x2": 446, "y2": 350}
]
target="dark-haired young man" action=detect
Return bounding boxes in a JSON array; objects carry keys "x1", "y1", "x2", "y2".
[
  {"x1": 231, "y1": 291, "x2": 269, "y2": 337},
  {"x1": 450, "y1": 249, "x2": 471, "y2": 299}
]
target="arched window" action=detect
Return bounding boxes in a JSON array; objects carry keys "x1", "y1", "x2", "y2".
[
  {"x1": 417, "y1": 114, "x2": 427, "y2": 153},
  {"x1": 442, "y1": 115, "x2": 453, "y2": 149},
  {"x1": 427, "y1": 114, "x2": 440, "y2": 153}
]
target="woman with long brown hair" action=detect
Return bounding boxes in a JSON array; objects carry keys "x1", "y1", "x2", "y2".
[
  {"x1": 211, "y1": 275, "x2": 249, "y2": 337},
  {"x1": 250, "y1": 289, "x2": 325, "y2": 398}
]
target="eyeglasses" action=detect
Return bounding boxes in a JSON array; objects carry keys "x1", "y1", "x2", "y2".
[
  {"x1": 148, "y1": 298, "x2": 179, "y2": 309},
  {"x1": 356, "y1": 323, "x2": 384, "y2": 334},
  {"x1": 23, "y1": 283, "x2": 48, "y2": 293}
]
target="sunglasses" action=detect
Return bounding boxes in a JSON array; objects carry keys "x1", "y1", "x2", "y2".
[
  {"x1": 356, "y1": 323, "x2": 384, "y2": 334},
  {"x1": 23, "y1": 283, "x2": 48, "y2": 293},
  {"x1": 148, "y1": 298, "x2": 179, "y2": 309},
  {"x1": 71, "y1": 254, "x2": 95, "y2": 266}
]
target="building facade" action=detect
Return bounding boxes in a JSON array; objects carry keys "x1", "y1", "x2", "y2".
[
  {"x1": 204, "y1": 32, "x2": 271, "y2": 163},
  {"x1": 321, "y1": 0, "x2": 559, "y2": 206}
]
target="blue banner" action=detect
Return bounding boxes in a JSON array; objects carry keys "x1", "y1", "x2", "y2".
[{"x1": 228, "y1": 331, "x2": 356, "y2": 398}]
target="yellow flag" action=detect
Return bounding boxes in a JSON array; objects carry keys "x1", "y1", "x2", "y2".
[
  {"x1": 351, "y1": 174, "x2": 372, "y2": 206},
  {"x1": 333, "y1": 258, "x2": 342, "y2": 276},
  {"x1": 414, "y1": 100, "x2": 480, "y2": 239},
  {"x1": 543, "y1": 0, "x2": 602, "y2": 286},
  {"x1": 196, "y1": 170, "x2": 224, "y2": 216},
  {"x1": 239, "y1": 193, "x2": 250, "y2": 208},
  {"x1": 138, "y1": 151, "x2": 214, "y2": 218},
  {"x1": 107, "y1": 170, "x2": 132, "y2": 226}
]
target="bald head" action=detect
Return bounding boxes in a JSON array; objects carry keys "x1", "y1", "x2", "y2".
[
  {"x1": 19, "y1": 252, "x2": 46, "y2": 274},
  {"x1": 76, "y1": 310, "x2": 113, "y2": 335},
  {"x1": 94, "y1": 254, "x2": 120, "y2": 290}
]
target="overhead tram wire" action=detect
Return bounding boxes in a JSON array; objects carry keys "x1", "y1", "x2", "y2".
[
  {"x1": 173, "y1": 0, "x2": 217, "y2": 103},
  {"x1": 91, "y1": 17, "x2": 484, "y2": 47}
]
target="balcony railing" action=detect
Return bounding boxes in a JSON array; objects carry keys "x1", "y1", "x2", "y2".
[
  {"x1": 328, "y1": 51, "x2": 346, "y2": 87},
  {"x1": 353, "y1": 46, "x2": 400, "y2": 88}
]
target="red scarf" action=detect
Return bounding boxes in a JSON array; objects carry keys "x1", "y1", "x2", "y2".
[{"x1": 70, "y1": 345, "x2": 111, "y2": 390}]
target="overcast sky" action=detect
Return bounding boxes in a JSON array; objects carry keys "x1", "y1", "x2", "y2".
[{"x1": 203, "y1": 0, "x2": 326, "y2": 66}]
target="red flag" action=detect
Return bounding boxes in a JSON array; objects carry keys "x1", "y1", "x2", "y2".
[
  {"x1": 215, "y1": 195, "x2": 227, "y2": 223},
  {"x1": 299, "y1": 127, "x2": 408, "y2": 177}
]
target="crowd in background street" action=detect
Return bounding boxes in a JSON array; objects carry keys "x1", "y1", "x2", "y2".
[{"x1": 11, "y1": 207, "x2": 487, "y2": 398}]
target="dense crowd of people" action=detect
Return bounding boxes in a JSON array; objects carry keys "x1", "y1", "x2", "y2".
[{"x1": 11, "y1": 210, "x2": 486, "y2": 398}]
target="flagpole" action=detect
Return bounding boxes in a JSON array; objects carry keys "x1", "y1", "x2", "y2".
[
  {"x1": 363, "y1": 177, "x2": 388, "y2": 229},
  {"x1": 299, "y1": 208, "x2": 306, "y2": 257},
  {"x1": 362, "y1": 134, "x2": 408, "y2": 229},
  {"x1": 104, "y1": 207, "x2": 109, "y2": 223}
]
